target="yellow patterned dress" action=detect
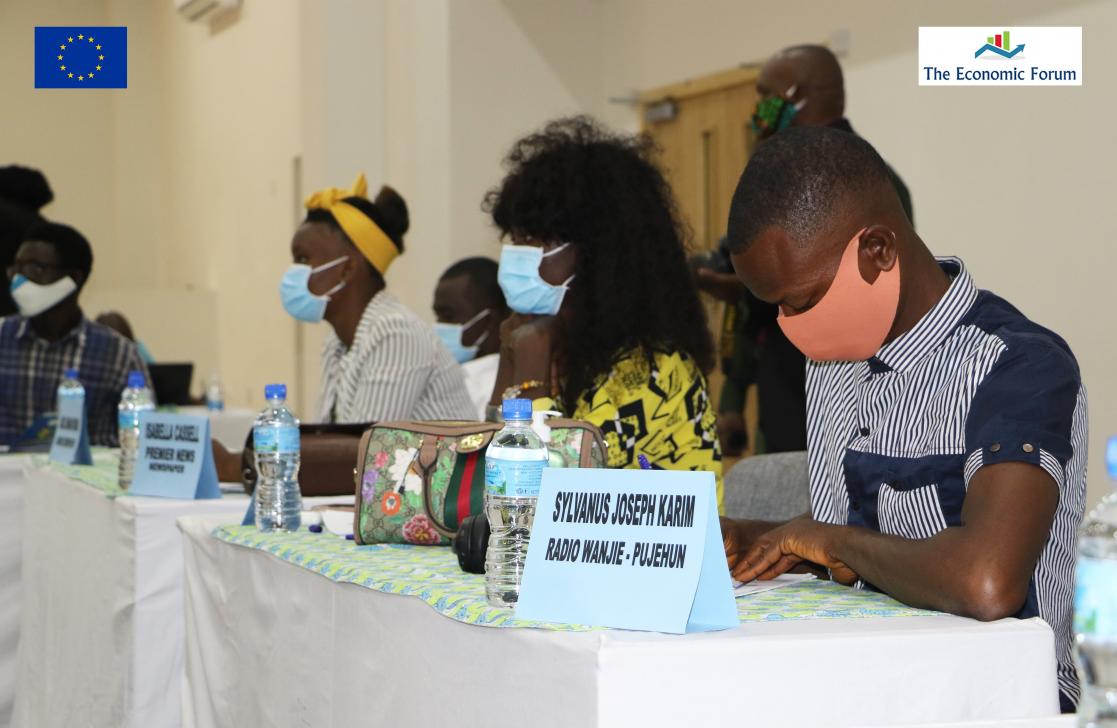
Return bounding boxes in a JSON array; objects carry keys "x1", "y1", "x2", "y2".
[{"x1": 541, "y1": 348, "x2": 724, "y2": 513}]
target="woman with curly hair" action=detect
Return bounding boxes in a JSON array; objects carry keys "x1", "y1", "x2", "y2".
[{"x1": 485, "y1": 116, "x2": 723, "y2": 508}]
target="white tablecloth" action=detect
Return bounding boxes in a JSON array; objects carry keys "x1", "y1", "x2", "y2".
[
  {"x1": 179, "y1": 515, "x2": 1063, "y2": 728},
  {"x1": 0, "y1": 456, "x2": 31, "y2": 728},
  {"x1": 11, "y1": 466, "x2": 250, "y2": 728}
]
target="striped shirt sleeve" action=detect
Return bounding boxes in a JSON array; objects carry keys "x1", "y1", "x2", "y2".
[
  {"x1": 342, "y1": 324, "x2": 432, "y2": 422},
  {"x1": 963, "y1": 338, "x2": 1080, "y2": 489}
]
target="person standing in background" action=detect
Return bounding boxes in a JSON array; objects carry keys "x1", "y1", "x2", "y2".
[
  {"x1": 433, "y1": 257, "x2": 508, "y2": 419},
  {"x1": 0, "y1": 165, "x2": 54, "y2": 317},
  {"x1": 1, "y1": 222, "x2": 147, "y2": 447},
  {"x1": 695, "y1": 44, "x2": 914, "y2": 456}
]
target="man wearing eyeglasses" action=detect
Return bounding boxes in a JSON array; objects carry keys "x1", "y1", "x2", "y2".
[{"x1": 1, "y1": 221, "x2": 147, "y2": 448}]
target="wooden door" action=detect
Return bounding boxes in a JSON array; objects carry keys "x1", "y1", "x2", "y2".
[
  {"x1": 640, "y1": 67, "x2": 760, "y2": 461},
  {"x1": 640, "y1": 67, "x2": 759, "y2": 253}
]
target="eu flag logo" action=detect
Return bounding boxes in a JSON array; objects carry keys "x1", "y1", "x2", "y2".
[{"x1": 34, "y1": 27, "x2": 127, "y2": 89}]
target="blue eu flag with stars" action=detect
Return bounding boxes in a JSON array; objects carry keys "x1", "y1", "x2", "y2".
[{"x1": 35, "y1": 27, "x2": 127, "y2": 89}]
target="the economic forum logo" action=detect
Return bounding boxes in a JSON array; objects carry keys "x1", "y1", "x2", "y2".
[
  {"x1": 919, "y1": 27, "x2": 1081, "y2": 86},
  {"x1": 974, "y1": 30, "x2": 1024, "y2": 59}
]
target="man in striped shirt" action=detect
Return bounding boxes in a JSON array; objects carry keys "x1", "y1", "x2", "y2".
[{"x1": 720, "y1": 127, "x2": 1086, "y2": 711}]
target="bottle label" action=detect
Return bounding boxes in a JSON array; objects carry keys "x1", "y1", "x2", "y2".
[
  {"x1": 254, "y1": 425, "x2": 300, "y2": 454},
  {"x1": 485, "y1": 458, "x2": 546, "y2": 498},
  {"x1": 1074, "y1": 556, "x2": 1117, "y2": 637},
  {"x1": 118, "y1": 411, "x2": 140, "y2": 430}
]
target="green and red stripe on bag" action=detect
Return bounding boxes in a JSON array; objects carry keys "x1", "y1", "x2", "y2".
[{"x1": 352, "y1": 420, "x2": 607, "y2": 545}]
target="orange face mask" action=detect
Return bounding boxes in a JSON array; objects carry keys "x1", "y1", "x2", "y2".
[{"x1": 776, "y1": 229, "x2": 901, "y2": 362}]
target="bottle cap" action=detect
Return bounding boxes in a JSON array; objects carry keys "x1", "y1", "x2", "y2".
[
  {"x1": 127, "y1": 370, "x2": 146, "y2": 389},
  {"x1": 501, "y1": 398, "x2": 532, "y2": 421},
  {"x1": 1107, "y1": 435, "x2": 1117, "y2": 481},
  {"x1": 264, "y1": 383, "x2": 287, "y2": 400},
  {"x1": 64, "y1": 368, "x2": 79, "y2": 379}
]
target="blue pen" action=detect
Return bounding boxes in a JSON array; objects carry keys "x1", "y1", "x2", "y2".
[{"x1": 637, "y1": 454, "x2": 652, "y2": 470}]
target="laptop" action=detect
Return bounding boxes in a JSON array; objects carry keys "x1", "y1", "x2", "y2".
[{"x1": 148, "y1": 363, "x2": 195, "y2": 406}]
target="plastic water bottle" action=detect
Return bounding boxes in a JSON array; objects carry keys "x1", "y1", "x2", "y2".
[
  {"x1": 484, "y1": 399, "x2": 548, "y2": 607},
  {"x1": 253, "y1": 383, "x2": 301, "y2": 532},
  {"x1": 205, "y1": 372, "x2": 225, "y2": 412},
  {"x1": 117, "y1": 370, "x2": 155, "y2": 488},
  {"x1": 1074, "y1": 436, "x2": 1117, "y2": 725},
  {"x1": 57, "y1": 368, "x2": 85, "y2": 407},
  {"x1": 56, "y1": 369, "x2": 85, "y2": 441}
]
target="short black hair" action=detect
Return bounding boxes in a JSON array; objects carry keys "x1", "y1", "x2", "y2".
[
  {"x1": 440, "y1": 256, "x2": 506, "y2": 311},
  {"x1": 23, "y1": 220, "x2": 93, "y2": 278},
  {"x1": 0, "y1": 165, "x2": 53, "y2": 211},
  {"x1": 726, "y1": 126, "x2": 893, "y2": 253}
]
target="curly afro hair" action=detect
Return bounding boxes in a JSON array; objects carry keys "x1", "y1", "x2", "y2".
[{"x1": 484, "y1": 116, "x2": 714, "y2": 406}]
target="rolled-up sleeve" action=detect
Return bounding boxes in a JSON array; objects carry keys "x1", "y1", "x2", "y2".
[{"x1": 963, "y1": 340, "x2": 1082, "y2": 491}]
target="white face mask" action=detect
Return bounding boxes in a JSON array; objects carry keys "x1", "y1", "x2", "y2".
[{"x1": 9, "y1": 274, "x2": 78, "y2": 317}]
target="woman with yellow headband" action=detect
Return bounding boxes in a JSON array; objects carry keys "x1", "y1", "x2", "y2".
[{"x1": 281, "y1": 174, "x2": 475, "y2": 423}]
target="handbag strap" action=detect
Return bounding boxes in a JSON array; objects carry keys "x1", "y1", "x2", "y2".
[
  {"x1": 443, "y1": 449, "x2": 486, "y2": 532},
  {"x1": 548, "y1": 418, "x2": 608, "y2": 467}
]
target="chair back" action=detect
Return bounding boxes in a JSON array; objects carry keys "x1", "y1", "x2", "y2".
[{"x1": 723, "y1": 451, "x2": 810, "y2": 522}]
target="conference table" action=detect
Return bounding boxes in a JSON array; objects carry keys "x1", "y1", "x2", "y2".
[
  {"x1": 9, "y1": 455, "x2": 251, "y2": 728},
  {"x1": 179, "y1": 516, "x2": 1067, "y2": 728},
  {"x1": 0, "y1": 456, "x2": 31, "y2": 728},
  {"x1": 0, "y1": 405, "x2": 256, "y2": 727}
]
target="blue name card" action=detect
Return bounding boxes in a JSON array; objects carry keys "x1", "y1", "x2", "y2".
[
  {"x1": 515, "y1": 468, "x2": 738, "y2": 633},
  {"x1": 128, "y1": 412, "x2": 220, "y2": 499},
  {"x1": 49, "y1": 393, "x2": 92, "y2": 465}
]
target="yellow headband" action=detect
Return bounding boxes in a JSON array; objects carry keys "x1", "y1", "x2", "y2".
[{"x1": 304, "y1": 173, "x2": 399, "y2": 276}]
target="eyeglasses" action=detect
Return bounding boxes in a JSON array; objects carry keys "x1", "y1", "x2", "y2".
[{"x1": 6, "y1": 261, "x2": 64, "y2": 282}]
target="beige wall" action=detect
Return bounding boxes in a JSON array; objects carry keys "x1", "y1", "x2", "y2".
[
  {"x1": 0, "y1": 0, "x2": 115, "y2": 291},
  {"x1": 153, "y1": 0, "x2": 303, "y2": 411},
  {"x1": 448, "y1": 0, "x2": 600, "y2": 265}
]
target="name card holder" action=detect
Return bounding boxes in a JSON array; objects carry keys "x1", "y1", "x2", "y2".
[
  {"x1": 49, "y1": 392, "x2": 92, "y2": 466},
  {"x1": 515, "y1": 468, "x2": 738, "y2": 633},
  {"x1": 128, "y1": 412, "x2": 220, "y2": 499}
]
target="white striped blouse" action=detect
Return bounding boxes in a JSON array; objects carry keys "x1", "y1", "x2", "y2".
[
  {"x1": 317, "y1": 291, "x2": 476, "y2": 424},
  {"x1": 806, "y1": 258, "x2": 1087, "y2": 709}
]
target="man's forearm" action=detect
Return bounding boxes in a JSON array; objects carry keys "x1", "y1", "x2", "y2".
[{"x1": 827, "y1": 525, "x2": 1028, "y2": 621}]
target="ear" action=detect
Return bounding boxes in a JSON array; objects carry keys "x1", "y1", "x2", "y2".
[
  {"x1": 70, "y1": 269, "x2": 88, "y2": 289},
  {"x1": 857, "y1": 225, "x2": 898, "y2": 283},
  {"x1": 339, "y1": 251, "x2": 363, "y2": 281}
]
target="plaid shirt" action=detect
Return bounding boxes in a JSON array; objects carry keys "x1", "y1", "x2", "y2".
[{"x1": 0, "y1": 315, "x2": 148, "y2": 447}]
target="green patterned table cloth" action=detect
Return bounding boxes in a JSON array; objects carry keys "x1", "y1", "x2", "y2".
[
  {"x1": 32, "y1": 448, "x2": 125, "y2": 497},
  {"x1": 212, "y1": 524, "x2": 938, "y2": 631}
]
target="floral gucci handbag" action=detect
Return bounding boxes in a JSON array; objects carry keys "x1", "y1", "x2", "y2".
[{"x1": 353, "y1": 420, "x2": 607, "y2": 545}]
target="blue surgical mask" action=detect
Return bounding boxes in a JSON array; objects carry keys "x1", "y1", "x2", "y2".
[
  {"x1": 279, "y1": 256, "x2": 347, "y2": 323},
  {"x1": 497, "y1": 244, "x2": 574, "y2": 316},
  {"x1": 434, "y1": 308, "x2": 491, "y2": 363}
]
